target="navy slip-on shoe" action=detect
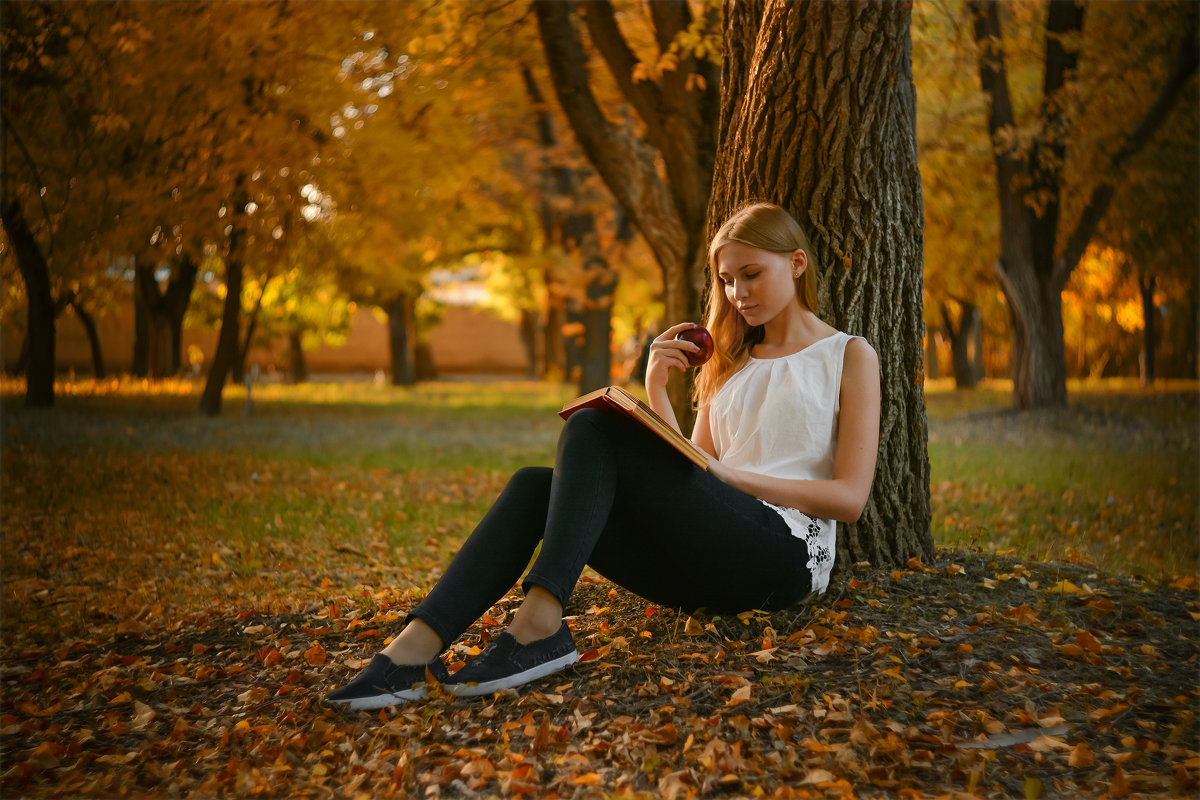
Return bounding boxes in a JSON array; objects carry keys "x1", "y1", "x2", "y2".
[
  {"x1": 325, "y1": 654, "x2": 451, "y2": 710},
  {"x1": 445, "y1": 622, "x2": 579, "y2": 697}
]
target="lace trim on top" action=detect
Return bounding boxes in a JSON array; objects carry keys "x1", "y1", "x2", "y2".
[{"x1": 759, "y1": 501, "x2": 836, "y2": 595}]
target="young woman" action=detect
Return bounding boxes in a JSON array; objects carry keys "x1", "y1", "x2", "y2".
[{"x1": 327, "y1": 202, "x2": 881, "y2": 710}]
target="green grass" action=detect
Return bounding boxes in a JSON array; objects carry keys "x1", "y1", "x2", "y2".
[
  {"x1": 2, "y1": 376, "x2": 1195, "y2": 620},
  {"x1": 925, "y1": 379, "x2": 1198, "y2": 580}
]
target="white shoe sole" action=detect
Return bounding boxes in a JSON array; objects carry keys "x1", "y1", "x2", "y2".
[
  {"x1": 450, "y1": 651, "x2": 580, "y2": 697},
  {"x1": 328, "y1": 686, "x2": 426, "y2": 710}
]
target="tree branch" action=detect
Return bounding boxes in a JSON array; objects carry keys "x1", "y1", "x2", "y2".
[
  {"x1": 1055, "y1": 29, "x2": 1200, "y2": 289},
  {"x1": 968, "y1": 1, "x2": 1022, "y2": 179},
  {"x1": 532, "y1": 0, "x2": 686, "y2": 271},
  {"x1": 578, "y1": 0, "x2": 667, "y2": 146}
]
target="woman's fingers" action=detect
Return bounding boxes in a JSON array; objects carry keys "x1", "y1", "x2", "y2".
[{"x1": 652, "y1": 321, "x2": 698, "y2": 342}]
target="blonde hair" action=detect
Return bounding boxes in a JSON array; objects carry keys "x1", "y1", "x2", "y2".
[{"x1": 692, "y1": 202, "x2": 819, "y2": 408}]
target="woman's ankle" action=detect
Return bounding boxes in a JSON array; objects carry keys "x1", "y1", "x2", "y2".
[
  {"x1": 508, "y1": 586, "x2": 564, "y2": 645},
  {"x1": 380, "y1": 619, "x2": 443, "y2": 665}
]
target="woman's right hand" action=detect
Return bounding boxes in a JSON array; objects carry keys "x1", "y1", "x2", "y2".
[{"x1": 644, "y1": 322, "x2": 702, "y2": 395}]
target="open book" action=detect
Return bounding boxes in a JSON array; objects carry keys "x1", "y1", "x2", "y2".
[{"x1": 559, "y1": 386, "x2": 710, "y2": 471}]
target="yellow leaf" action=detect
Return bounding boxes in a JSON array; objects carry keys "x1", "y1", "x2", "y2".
[
  {"x1": 727, "y1": 685, "x2": 752, "y2": 706},
  {"x1": 571, "y1": 772, "x2": 603, "y2": 786}
]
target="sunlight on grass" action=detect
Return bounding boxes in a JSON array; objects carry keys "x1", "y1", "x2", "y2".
[{"x1": 1, "y1": 375, "x2": 1195, "y2": 626}]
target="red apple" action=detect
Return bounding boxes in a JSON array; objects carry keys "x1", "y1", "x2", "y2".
[{"x1": 675, "y1": 325, "x2": 714, "y2": 367}]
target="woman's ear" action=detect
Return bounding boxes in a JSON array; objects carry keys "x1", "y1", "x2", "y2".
[{"x1": 791, "y1": 249, "x2": 808, "y2": 278}]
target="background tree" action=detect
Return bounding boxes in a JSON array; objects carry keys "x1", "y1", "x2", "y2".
[
  {"x1": 968, "y1": 0, "x2": 1198, "y2": 409},
  {"x1": 707, "y1": 0, "x2": 933, "y2": 567},
  {"x1": 912, "y1": 0, "x2": 1006, "y2": 388},
  {"x1": 534, "y1": 0, "x2": 721, "y2": 417}
]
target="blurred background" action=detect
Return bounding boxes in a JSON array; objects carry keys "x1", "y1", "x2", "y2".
[{"x1": 3, "y1": 0, "x2": 1195, "y2": 407}]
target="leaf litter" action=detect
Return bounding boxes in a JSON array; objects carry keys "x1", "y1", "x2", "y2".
[{"x1": 2, "y1": 547, "x2": 1196, "y2": 798}]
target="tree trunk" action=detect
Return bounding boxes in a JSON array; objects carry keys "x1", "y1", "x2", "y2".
[
  {"x1": 287, "y1": 329, "x2": 308, "y2": 383},
  {"x1": 533, "y1": 0, "x2": 717, "y2": 421},
  {"x1": 67, "y1": 295, "x2": 106, "y2": 379},
  {"x1": 943, "y1": 300, "x2": 983, "y2": 389},
  {"x1": 579, "y1": 256, "x2": 617, "y2": 394},
  {"x1": 970, "y1": 0, "x2": 1197, "y2": 409},
  {"x1": 1, "y1": 198, "x2": 55, "y2": 407},
  {"x1": 415, "y1": 342, "x2": 437, "y2": 382},
  {"x1": 135, "y1": 257, "x2": 172, "y2": 379},
  {"x1": 133, "y1": 284, "x2": 149, "y2": 378},
  {"x1": 994, "y1": 261, "x2": 1068, "y2": 408},
  {"x1": 164, "y1": 252, "x2": 199, "y2": 375},
  {"x1": 519, "y1": 309, "x2": 541, "y2": 379},
  {"x1": 200, "y1": 180, "x2": 248, "y2": 416},
  {"x1": 709, "y1": 0, "x2": 933, "y2": 568},
  {"x1": 925, "y1": 327, "x2": 941, "y2": 381},
  {"x1": 1139, "y1": 274, "x2": 1156, "y2": 385},
  {"x1": 136, "y1": 252, "x2": 197, "y2": 378},
  {"x1": 387, "y1": 293, "x2": 416, "y2": 386}
]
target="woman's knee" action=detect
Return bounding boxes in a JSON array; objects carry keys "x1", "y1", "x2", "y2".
[
  {"x1": 561, "y1": 407, "x2": 631, "y2": 446},
  {"x1": 506, "y1": 466, "x2": 553, "y2": 497}
]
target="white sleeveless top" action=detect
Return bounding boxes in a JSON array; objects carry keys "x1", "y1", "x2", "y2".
[{"x1": 708, "y1": 331, "x2": 857, "y2": 595}]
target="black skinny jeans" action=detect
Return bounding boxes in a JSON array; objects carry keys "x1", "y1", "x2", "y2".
[{"x1": 409, "y1": 407, "x2": 813, "y2": 648}]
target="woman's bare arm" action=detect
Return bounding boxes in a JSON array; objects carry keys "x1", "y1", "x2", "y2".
[{"x1": 706, "y1": 338, "x2": 881, "y2": 522}]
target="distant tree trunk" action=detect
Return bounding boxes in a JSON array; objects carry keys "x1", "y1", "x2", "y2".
[
  {"x1": 522, "y1": 64, "x2": 614, "y2": 393},
  {"x1": 925, "y1": 326, "x2": 941, "y2": 381},
  {"x1": 200, "y1": 179, "x2": 248, "y2": 416},
  {"x1": 234, "y1": 276, "x2": 270, "y2": 385},
  {"x1": 133, "y1": 285, "x2": 149, "y2": 377},
  {"x1": 135, "y1": 257, "x2": 172, "y2": 379},
  {"x1": 414, "y1": 342, "x2": 437, "y2": 382},
  {"x1": 286, "y1": 329, "x2": 307, "y2": 383},
  {"x1": 708, "y1": 0, "x2": 932, "y2": 568},
  {"x1": 943, "y1": 300, "x2": 983, "y2": 389},
  {"x1": 534, "y1": 0, "x2": 718, "y2": 420},
  {"x1": 970, "y1": 0, "x2": 1198, "y2": 409},
  {"x1": 543, "y1": 295, "x2": 566, "y2": 379},
  {"x1": 386, "y1": 293, "x2": 416, "y2": 386},
  {"x1": 1, "y1": 198, "x2": 55, "y2": 407},
  {"x1": 164, "y1": 252, "x2": 198, "y2": 374},
  {"x1": 1190, "y1": 297, "x2": 1199, "y2": 379},
  {"x1": 65, "y1": 293, "x2": 105, "y2": 379},
  {"x1": 11, "y1": 333, "x2": 30, "y2": 377},
  {"x1": 135, "y1": 252, "x2": 197, "y2": 377},
  {"x1": 519, "y1": 309, "x2": 541, "y2": 379},
  {"x1": 579, "y1": 257, "x2": 617, "y2": 394}
]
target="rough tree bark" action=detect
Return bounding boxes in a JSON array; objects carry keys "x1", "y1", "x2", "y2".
[
  {"x1": 708, "y1": 0, "x2": 933, "y2": 568},
  {"x1": 1, "y1": 198, "x2": 55, "y2": 407},
  {"x1": 970, "y1": 0, "x2": 1198, "y2": 409}
]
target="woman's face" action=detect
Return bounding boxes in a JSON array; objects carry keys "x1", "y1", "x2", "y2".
[{"x1": 715, "y1": 241, "x2": 805, "y2": 327}]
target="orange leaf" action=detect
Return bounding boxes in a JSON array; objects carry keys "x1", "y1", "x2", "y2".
[
  {"x1": 1109, "y1": 765, "x2": 1130, "y2": 798},
  {"x1": 727, "y1": 685, "x2": 752, "y2": 706},
  {"x1": 684, "y1": 617, "x2": 704, "y2": 635},
  {"x1": 1068, "y1": 742, "x2": 1096, "y2": 768},
  {"x1": 1075, "y1": 630, "x2": 1103, "y2": 654},
  {"x1": 304, "y1": 643, "x2": 327, "y2": 665},
  {"x1": 572, "y1": 772, "x2": 603, "y2": 786}
]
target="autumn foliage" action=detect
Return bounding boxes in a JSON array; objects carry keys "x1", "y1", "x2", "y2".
[{"x1": 1, "y1": 381, "x2": 1196, "y2": 798}]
